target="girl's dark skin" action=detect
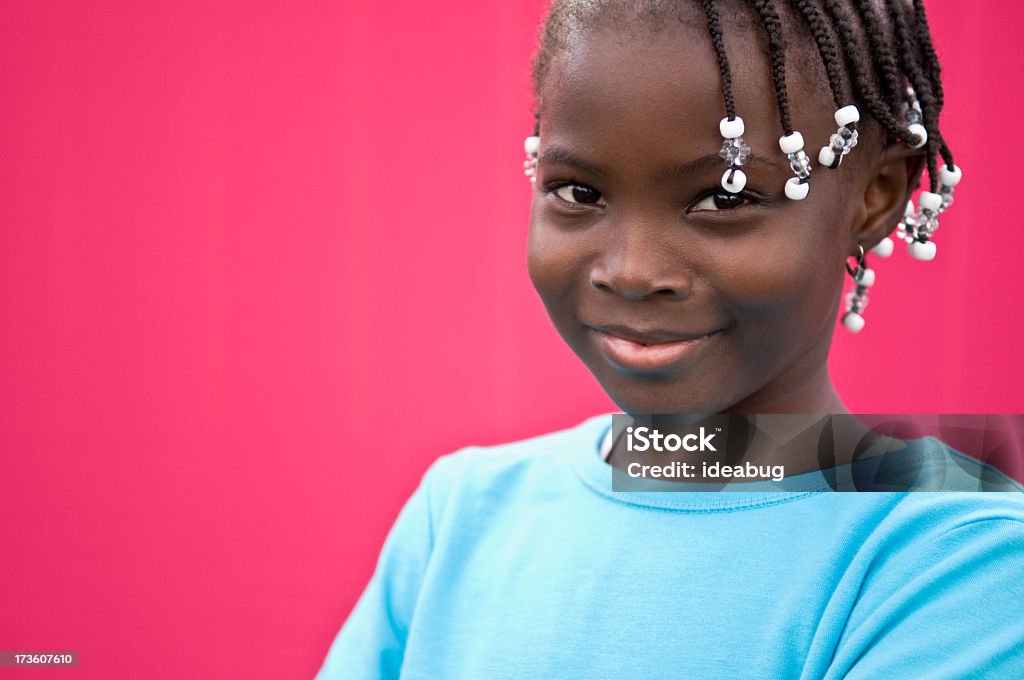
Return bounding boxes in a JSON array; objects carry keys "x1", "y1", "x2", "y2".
[{"x1": 527, "y1": 10, "x2": 925, "y2": 451}]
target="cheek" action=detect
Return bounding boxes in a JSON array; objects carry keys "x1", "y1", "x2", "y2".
[
  {"x1": 527, "y1": 210, "x2": 583, "y2": 306},
  {"x1": 713, "y1": 227, "x2": 845, "y2": 327}
]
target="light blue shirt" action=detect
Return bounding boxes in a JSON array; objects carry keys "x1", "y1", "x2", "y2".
[{"x1": 318, "y1": 414, "x2": 1024, "y2": 678}]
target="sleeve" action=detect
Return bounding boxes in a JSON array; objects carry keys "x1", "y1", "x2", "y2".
[
  {"x1": 827, "y1": 517, "x2": 1024, "y2": 679},
  {"x1": 315, "y1": 453, "x2": 457, "y2": 680}
]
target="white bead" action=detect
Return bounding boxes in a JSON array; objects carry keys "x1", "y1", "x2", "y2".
[
  {"x1": 871, "y1": 237, "x2": 894, "y2": 258},
  {"x1": 855, "y1": 267, "x2": 876, "y2": 287},
  {"x1": 904, "y1": 199, "x2": 915, "y2": 216},
  {"x1": 843, "y1": 312, "x2": 865, "y2": 333},
  {"x1": 818, "y1": 147, "x2": 836, "y2": 167},
  {"x1": 919, "y1": 191, "x2": 942, "y2": 211},
  {"x1": 834, "y1": 105, "x2": 861, "y2": 127},
  {"x1": 906, "y1": 123, "x2": 928, "y2": 149},
  {"x1": 785, "y1": 177, "x2": 809, "y2": 200},
  {"x1": 720, "y1": 116, "x2": 745, "y2": 139},
  {"x1": 939, "y1": 163, "x2": 962, "y2": 187},
  {"x1": 908, "y1": 239, "x2": 937, "y2": 261},
  {"x1": 524, "y1": 136, "x2": 539, "y2": 156},
  {"x1": 779, "y1": 131, "x2": 804, "y2": 154},
  {"x1": 722, "y1": 168, "x2": 747, "y2": 193}
]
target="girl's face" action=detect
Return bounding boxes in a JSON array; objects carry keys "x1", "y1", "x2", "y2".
[{"x1": 528, "y1": 16, "x2": 896, "y2": 415}]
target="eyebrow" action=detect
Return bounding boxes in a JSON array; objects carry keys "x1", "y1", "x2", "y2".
[{"x1": 539, "y1": 144, "x2": 783, "y2": 179}]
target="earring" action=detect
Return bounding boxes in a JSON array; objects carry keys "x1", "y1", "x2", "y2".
[
  {"x1": 906, "y1": 191, "x2": 941, "y2": 260},
  {"x1": 718, "y1": 116, "x2": 751, "y2": 193},
  {"x1": 523, "y1": 135, "x2": 539, "y2": 185},
  {"x1": 818, "y1": 105, "x2": 860, "y2": 169},
  {"x1": 780, "y1": 131, "x2": 811, "y2": 200},
  {"x1": 842, "y1": 244, "x2": 875, "y2": 333}
]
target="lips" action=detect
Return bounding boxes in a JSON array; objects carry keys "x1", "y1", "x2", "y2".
[{"x1": 587, "y1": 324, "x2": 722, "y2": 373}]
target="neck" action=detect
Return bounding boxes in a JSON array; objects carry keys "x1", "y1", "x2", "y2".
[
  {"x1": 725, "y1": 348, "x2": 849, "y2": 416},
  {"x1": 605, "y1": 363, "x2": 863, "y2": 478}
]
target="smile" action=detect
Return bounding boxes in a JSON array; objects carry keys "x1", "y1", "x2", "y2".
[{"x1": 588, "y1": 325, "x2": 722, "y2": 373}]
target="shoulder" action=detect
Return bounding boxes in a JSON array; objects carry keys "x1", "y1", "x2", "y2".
[
  {"x1": 832, "y1": 493, "x2": 1024, "y2": 677},
  {"x1": 845, "y1": 490, "x2": 1024, "y2": 598},
  {"x1": 416, "y1": 413, "x2": 610, "y2": 524},
  {"x1": 425, "y1": 413, "x2": 609, "y2": 494},
  {"x1": 883, "y1": 490, "x2": 1024, "y2": 534},
  {"x1": 860, "y1": 435, "x2": 1024, "y2": 492}
]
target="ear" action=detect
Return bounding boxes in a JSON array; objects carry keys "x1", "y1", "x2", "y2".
[{"x1": 850, "y1": 142, "x2": 927, "y2": 253}]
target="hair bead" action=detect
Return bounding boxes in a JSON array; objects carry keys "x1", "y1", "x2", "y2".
[
  {"x1": 834, "y1": 105, "x2": 861, "y2": 127},
  {"x1": 780, "y1": 132, "x2": 811, "y2": 200},
  {"x1": 819, "y1": 105, "x2": 860, "y2": 169},
  {"x1": 785, "y1": 177, "x2": 809, "y2": 200},
  {"x1": 523, "y1": 135, "x2": 540, "y2": 184},
  {"x1": 938, "y1": 163, "x2": 962, "y2": 187},
  {"x1": 906, "y1": 123, "x2": 928, "y2": 148},
  {"x1": 720, "y1": 117, "x2": 745, "y2": 139},
  {"x1": 871, "y1": 237, "x2": 895, "y2": 258},
  {"x1": 722, "y1": 168, "x2": 748, "y2": 194},
  {"x1": 908, "y1": 239, "x2": 937, "y2": 261},
  {"x1": 718, "y1": 116, "x2": 751, "y2": 193}
]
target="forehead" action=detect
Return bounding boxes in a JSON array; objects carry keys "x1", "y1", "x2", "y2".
[{"x1": 537, "y1": 6, "x2": 841, "y2": 165}]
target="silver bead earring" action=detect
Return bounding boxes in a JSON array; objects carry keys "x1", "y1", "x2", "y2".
[{"x1": 842, "y1": 244, "x2": 875, "y2": 333}]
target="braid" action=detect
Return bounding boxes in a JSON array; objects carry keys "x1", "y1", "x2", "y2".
[
  {"x1": 912, "y1": 0, "x2": 943, "y2": 103},
  {"x1": 791, "y1": 0, "x2": 848, "y2": 109},
  {"x1": 851, "y1": 0, "x2": 904, "y2": 106},
  {"x1": 822, "y1": 0, "x2": 913, "y2": 145},
  {"x1": 925, "y1": 143, "x2": 940, "y2": 193},
  {"x1": 751, "y1": 0, "x2": 793, "y2": 134},
  {"x1": 699, "y1": 0, "x2": 736, "y2": 120},
  {"x1": 885, "y1": 0, "x2": 929, "y2": 108},
  {"x1": 909, "y1": 0, "x2": 956, "y2": 170},
  {"x1": 884, "y1": 0, "x2": 948, "y2": 191},
  {"x1": 528, "y1": 0, "x2": 959, "y2": 189}
]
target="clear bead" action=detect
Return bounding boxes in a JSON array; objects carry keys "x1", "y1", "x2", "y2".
[
  {"x1": 719, "y1": 137, "x2": 751, "y2": 166},
  {"x1": 829, "y1": 128, "x2": 859, "y2": 157},
  {"x1": 788, "y1": 151, "x2": 811, "y2": 179},
  {"x1": 899, "y1": 97, "x2": 924, "y2": 127},
  {"x1": 523, "y1": 154, "x2": 537, "y2": 179},
  {"x1": 940, "y1": 186, "x2": 954, "y2": 211},
  {"x1": 911, "y1": 208, "x2": 939, "y2": 238},
  {"x1": 845, "y1": 290, "x2": 869, "y2": 313}
]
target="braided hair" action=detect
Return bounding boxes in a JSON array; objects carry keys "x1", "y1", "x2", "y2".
[{"x1": 531, "y1": 0, "x2": 954, "y2": 193}]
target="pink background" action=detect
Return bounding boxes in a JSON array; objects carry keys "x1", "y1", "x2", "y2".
[{"x1": 1, "y1": 1, "x2": 1020, "y2": 677}]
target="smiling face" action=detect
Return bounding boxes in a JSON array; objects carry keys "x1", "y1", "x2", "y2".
[{"x1": 527, "y1": 8, "x2": 896, "y2": 415}]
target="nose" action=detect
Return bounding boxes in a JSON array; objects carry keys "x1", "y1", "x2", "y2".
[{"x1": 589, "y1": 225, "x2": 693, "y2": 301}]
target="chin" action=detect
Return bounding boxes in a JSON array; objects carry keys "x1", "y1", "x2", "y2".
[{"x1": 596, "y1": 373, "x2": 729, "y2": 415}]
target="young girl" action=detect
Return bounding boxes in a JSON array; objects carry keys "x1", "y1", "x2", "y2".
[{"x1": 318, "y1": 1, "x2": 1024, "y2": 677}]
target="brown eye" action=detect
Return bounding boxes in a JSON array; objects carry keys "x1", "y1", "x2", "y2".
[
  {"x1": 554, "y1": 184, "x2": 604, "y2": 205},
  {"x1": 692, "y1": 191, "x2": 749, "y2": 212}
]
